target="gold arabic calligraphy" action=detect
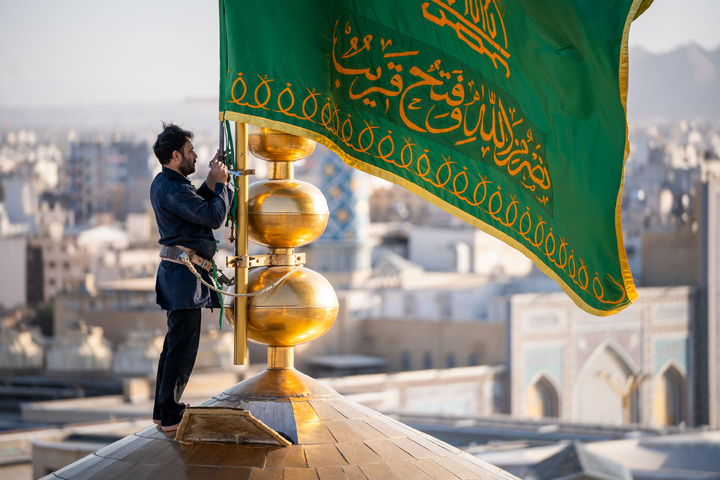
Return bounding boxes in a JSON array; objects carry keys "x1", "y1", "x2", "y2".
[
  {"x1": 422, "y1": 0, "x2": 511, "y2": 78},
  {"x1": 331, "y1": 15, "x2": 552, "y2": 209},
  {"x1": 227, "y1": 71, "x2": 628, "y2": 308}
]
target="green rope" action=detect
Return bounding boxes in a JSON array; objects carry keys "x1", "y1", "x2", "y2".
[
  {"x1": 224, "y1": 121, "x2": 238, "y2": 228},
  {"x1": 217, "y1": 121, "x2": 241, "y2": 330}
]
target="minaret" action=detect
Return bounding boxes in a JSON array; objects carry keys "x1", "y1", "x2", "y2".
[
  {"x1": 40, "y1": 128, "x2": 520, "y2": 480},
  {"x1": 313, "y1": 150, "x2": 374, "y2": 288}
]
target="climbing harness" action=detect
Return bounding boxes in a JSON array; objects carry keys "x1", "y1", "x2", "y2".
[{"x1": 160, "y1": 245, "x2": 213, "y2": 272}]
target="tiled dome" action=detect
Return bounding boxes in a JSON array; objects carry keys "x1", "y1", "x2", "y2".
[{"x1": 43, "y1": 369, "x2": 519, "y2": 480}]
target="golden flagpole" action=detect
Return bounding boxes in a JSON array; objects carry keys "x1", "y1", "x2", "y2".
[{"x1": 234, "y1": 122, "x2": 249, "y2": 364}]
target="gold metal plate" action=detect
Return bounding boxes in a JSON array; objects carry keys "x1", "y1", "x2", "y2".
[{"x1": 175, "y1": 407, "x2": 291, "y2": 447}]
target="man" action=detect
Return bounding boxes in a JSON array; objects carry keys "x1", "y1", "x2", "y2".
[{"x1": 149, "y1": 122, "x2": 230, "y2": 432}]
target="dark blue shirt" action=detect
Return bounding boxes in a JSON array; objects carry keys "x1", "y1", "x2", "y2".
[{"x1": 151, "y1": 167, "x2": 231, "y2": 311}]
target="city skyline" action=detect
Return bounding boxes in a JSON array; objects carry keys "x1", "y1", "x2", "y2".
[
  {"x1": 0, "y1": 0, "x2": 719, "y2": 108},
  {"x1": 1, "y1": 2, "x2": 720, "y2": 473}
]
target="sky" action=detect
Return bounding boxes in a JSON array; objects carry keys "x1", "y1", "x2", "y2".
[{"x1": 0, "y1": 0, "x2": 718, "y2": 108}]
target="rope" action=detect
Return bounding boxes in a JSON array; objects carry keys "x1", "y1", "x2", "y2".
[{"x1": 179, "y1": 252, "x2": 303, "y2": 298}]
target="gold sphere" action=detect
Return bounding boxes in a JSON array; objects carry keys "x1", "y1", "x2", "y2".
[
  {"x1": 249, "y1": 127, "x2": 316, "y2": 162},
  {"x1": 248, "y1": 179, "x2": 329, "y2": 247},
  {"x1": 223, "y1": 267, "x2": 338, "y2": 347}
]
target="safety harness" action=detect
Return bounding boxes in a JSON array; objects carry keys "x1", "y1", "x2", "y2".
[{"x1": 160, "y1": 245, "x2": 213, "y2": 272}]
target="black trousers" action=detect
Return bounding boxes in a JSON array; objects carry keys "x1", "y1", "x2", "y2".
[{"x1": 152, "y1": 308, "x2": 202, "y2": 426}]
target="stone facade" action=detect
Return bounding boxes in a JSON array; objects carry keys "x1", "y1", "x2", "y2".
[
  {"x1": 324, "y1": 365, "x2": 507, "y2": 417},
  {"x1": 509, "y1": 287, "x2": 695, "y2": 427},
  {"x1": 112, "y1": 329, "x2": 164, "y2": 377},
  {"x1": 0, "y1": 329, "x2": 44, "y2": 371},
  {"x1": 46, "y1": 323, "x2": 113, "y2": 374},
  {"x1": 700, "y1": 178, "x2": 720, "y2": 428}
]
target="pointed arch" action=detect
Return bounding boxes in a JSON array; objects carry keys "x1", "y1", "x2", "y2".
[
  {"x1": 574, "y1": 339, "x2": 640, "y2": 424},
  {"x1": 526, "y1": 373, "x2": 560, "y2": 419},
  {"x1": 654, "y1": 361, "x2": 687, "y2": 427}
]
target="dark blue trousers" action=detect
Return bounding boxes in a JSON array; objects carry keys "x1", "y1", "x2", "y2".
[{"x1": 152, "y1": 308, "x2": 202, "y2": 426}]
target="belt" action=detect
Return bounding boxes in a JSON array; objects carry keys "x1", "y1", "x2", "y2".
[{"x1": 160, "y1": 245, "x2": 213, "y2": 272}]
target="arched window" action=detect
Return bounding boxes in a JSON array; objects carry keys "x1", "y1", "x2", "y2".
[
  {"x1": 423, "y1": 352, "x2": 433, "y2": 369},
  {"x1": 446, "y1": 353, "x2": 456, "y2": 368},
  {"x1": 655, "y1": 365, "x2": 686, "y2": 426},
  {"x1": 401, "y1": 351, "x2": 411, "y2": 371},
  {"x1": 526, "y1": 376, "x2": 559, "y2": 418},
  {"x1": 575, "y1": 343, "x2": 638, "y2": 425}
]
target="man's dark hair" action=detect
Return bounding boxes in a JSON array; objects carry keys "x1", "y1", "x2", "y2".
[{"x1": 153, "y1": 122, "x2": 194, "y2": 165}]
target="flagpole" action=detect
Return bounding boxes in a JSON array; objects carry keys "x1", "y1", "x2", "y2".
[{"x1": 234, "y1": 122, "x2": 249, "y2": 365}]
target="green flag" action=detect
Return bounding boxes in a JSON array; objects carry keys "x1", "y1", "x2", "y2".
[{"x1": 219, "y1": 0, "x2": 652, "y2": 315}]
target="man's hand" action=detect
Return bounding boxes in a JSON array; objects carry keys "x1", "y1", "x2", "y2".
[{"x1": 206, "y1": 150, "x2": 227, "y2": 191}]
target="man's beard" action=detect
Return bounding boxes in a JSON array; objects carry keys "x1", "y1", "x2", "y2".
[{"x1": 178, "y1": 153, "x2": 196, "y2": 176}]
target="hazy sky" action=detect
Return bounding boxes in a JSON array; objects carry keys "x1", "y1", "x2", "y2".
[{"x1": 0, "y1": 0, "x2": 718, "y2": 108}]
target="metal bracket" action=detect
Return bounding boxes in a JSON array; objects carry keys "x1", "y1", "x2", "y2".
[
  {"x1": 227, "y1": 252, "x2": 306, "y2": 268},
  {"x1": 227, "y1": 168, "x2": 255, "y2": 178}
]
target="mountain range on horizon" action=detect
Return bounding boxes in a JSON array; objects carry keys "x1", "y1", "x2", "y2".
[
  {"x1": 627, "y1": 43, "x2": 720, "y2": 123},
  {"x1": 0, "y1": 43, "x2": 717, "y2": 134}
]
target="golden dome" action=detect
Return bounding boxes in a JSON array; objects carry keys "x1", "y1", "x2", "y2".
[{"x1": 43, "y1": 370, "x2": 520, "y2": 480}]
